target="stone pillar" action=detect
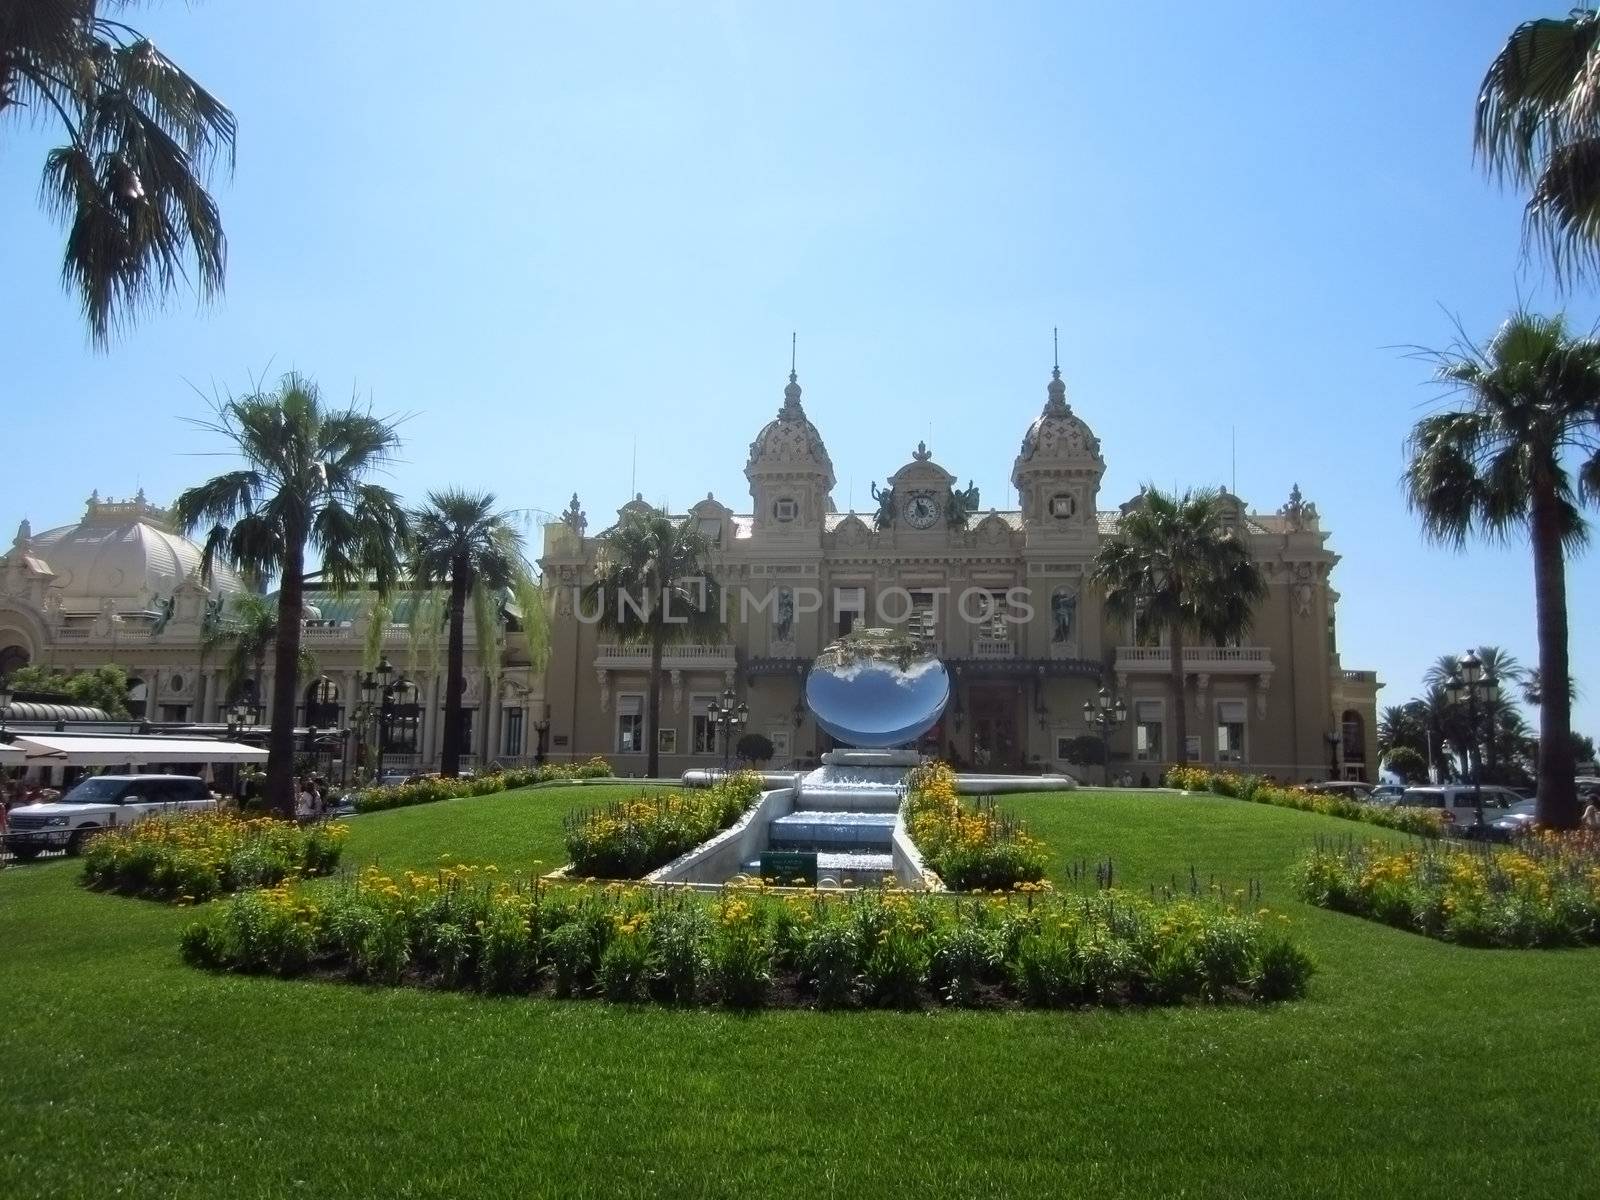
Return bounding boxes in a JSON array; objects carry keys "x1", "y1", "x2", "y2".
[{"x1": 488, "y1": 678, "x2": 504, "y2": 763}]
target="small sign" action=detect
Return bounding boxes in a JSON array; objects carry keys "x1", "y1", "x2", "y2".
[{"x1": 760, "y1": 850, "x2": 818, "y2": 886}]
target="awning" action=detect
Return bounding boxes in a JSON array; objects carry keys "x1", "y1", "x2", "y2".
[
  {"x1": 0, "y1": 742, "x2": 25, "y2": 763},
  {"x1": 11, "y1": 735, "x2": 270, "y2": 766}
]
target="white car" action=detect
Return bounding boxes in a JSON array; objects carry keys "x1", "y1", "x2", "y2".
[
  {"x1": 3, "y1": 774, "x2": 217, "y2": 859},
  {"x1": 1397, "y1": 784, "x2": 1526, "y2": 832}
]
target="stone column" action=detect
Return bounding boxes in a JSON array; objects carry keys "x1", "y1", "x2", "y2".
[{"x1": 488, "y1": 677, "x2": 503, "y2": 763}]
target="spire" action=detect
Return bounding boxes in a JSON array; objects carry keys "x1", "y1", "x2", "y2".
[
  {"x1": 1045, "y1": 330, "x2": 1068, "y2": 414},
  {"x1": 781, "y1": 332, "x2": 803, "y2": 417}
]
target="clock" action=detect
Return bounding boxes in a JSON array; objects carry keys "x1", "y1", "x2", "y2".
[{"x1": 903, "y1": 490, "x2": 940, "y2": 529}]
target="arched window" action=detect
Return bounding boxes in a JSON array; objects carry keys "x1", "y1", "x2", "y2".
[{"x1": 1341, "y1": 709, "x2": 1365, "y2": 763}]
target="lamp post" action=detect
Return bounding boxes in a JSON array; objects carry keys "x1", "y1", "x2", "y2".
[
  {"x1": 533, "y1": 716, "x2": 550, "y2": 765},
  {"x1": 1325, "y1": 730, "x2": 1342, "y2": 781},
  {"x1": 1446, "y1": 650, "x2": 1500, "y2": 833},
  {"x1": 226, "y1": 701, "x2": 250, "y2": 736},
  {"x1": 1082, "y1": 685, "x2": 1127, "y2": 787},
  {"x1": 705, "y1": 687, "x2": 748, "y2": 772}
]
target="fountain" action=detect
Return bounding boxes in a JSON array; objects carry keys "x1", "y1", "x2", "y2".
[{"x1": 661, "y1": 627, "x2": 1072, "y2": 889}]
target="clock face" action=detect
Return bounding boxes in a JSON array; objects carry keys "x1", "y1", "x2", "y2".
[{"x1": 904, "y1": 491, "x2": 940, "y2": 529}]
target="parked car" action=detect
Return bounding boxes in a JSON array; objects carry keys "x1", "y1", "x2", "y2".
[
  {"x1": 1397, "y1": 784, "x2": 1526, "y2": 834},
  {"x1": 1487, "y1": 800, "x2": 1540, "y2": 842},
  {"x1": 1369, "y1": 784, "x2": 1406, "y2": 806},
  {"x1": 3, "y1": 774, "x2": 216, "y2": 859},
  {"x1": 1304, "y1": 781, "x2": 1375, "y2": 801}
]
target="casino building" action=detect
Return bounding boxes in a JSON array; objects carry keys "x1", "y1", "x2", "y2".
[
  {"x1": 0, "y1": 363, "x2": 1379, "y2": 783},
  {"x1": 539, "y1": 364, "x2": 1380, "y2": 782}
]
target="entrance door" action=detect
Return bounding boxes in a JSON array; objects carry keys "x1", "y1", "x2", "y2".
[{"x1": 969, "y1": 686, "x2": 1020, "y2": 771}]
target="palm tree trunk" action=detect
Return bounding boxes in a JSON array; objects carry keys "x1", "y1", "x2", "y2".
[
  {"x1": 646, "y1": 636, "x2": 664, "y2": 779},
  {"x1": 441, "y1": 566, "x2": 469, "y2": 778},
  {"x1": 1531, "y1": 480, "x2": 1579, "y2": 828},
  {"x1": 266, "y1": 539, "x2": 306, "y2": 818},
  {"x1": 1169, "y1": 620, "x2": 1187, "y2": 772}
]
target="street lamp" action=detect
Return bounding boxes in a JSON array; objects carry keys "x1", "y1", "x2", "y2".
[
  {"x1": 226, "y1": 701, "x2": 250, "y2": 735},
  {"x1": 1446, "y1": 650, "x2": 1500, "y2": 833},
  {"x1": 532, "y1": 716, "x2": 551, "y2": 764},
  {"x1": 1324, "y1": 730, "x2": 1342, "y2": 780},
  {"x1": 1082, "y1": 685, "x2": 1127, "y2": 786},
  {"x1": 705, "y1": 687, "x2": 748, "y2": 771}
]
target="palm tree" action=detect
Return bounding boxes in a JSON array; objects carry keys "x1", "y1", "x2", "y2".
[
  {"x1": 201, "y1": 592, "x2": 315, "y2": 716},
  {"x1": 1378, "y1": 703, "x2": 1427, "y2": 760},
  {"x1": 1405, "y1": 311, "x2": 1600, "y2": 827},
  {"x1": 172, "y1": 374, "x2": 408, "y2": 816},
  {"x1": 583, "y1": 511, "x2": 723, "y2": 779},
  {"x1": 409, "y1": 491, "x2": 529, "y2": 778},
  {"x1": 1476, "y1": 8, "x2": 1600, "y2": 282},
  {"x1": 1092, "y1": 487, "x2": 1267, "y2": 772},
  {"x1": 1, "y1": 1, "x2": 234, "y2": 344}
]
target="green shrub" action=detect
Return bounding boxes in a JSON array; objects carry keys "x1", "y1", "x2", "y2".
[
  {"x1": 1167, "y1": 767, "x2": 1443, "y2": 838},
  {"x1": 180, "y1": 870, "x2": 1314, "y2": 1011},
  {"x1": 81, "y1": 812, "x2": 347, "y2": 902},
  {"x1": 1293, "y1": 833, "x2": 1600, "y2": 948},
  {"x1": 904, "y1": 761, "x2": 1049, "y2": 891},
  {"x1": 353, "y1": 757, "x2": 614, "y2": 813},
  {"x1": 564, "y1": 771, "x2": 765, "y2": 879}
]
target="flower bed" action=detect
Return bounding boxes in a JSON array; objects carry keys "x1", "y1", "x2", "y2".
[
  {"x1": 81, "y1": 813, "x2": 347, "y2": 903},
  {"x1": 1292, "y1": 832, "x2": 1600, "y2": 947},
  {"x1": 180, "y1": 869, "x2": 1314, "y2": 1009},
  {"x1": 563, "y1": 771, "x2": 765, "y2": 879},
  {"x1": 905, "y1": 761, "x2": 1049, "y2": 891},
  {"x1": 352, "y1": 757, "x2": 613, "y2": 813},
  {"x1": 1166, "y1": 767, "x2": 1443, "y2": 838}
]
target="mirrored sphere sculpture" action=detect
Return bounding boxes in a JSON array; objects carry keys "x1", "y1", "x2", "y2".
[{"x1": 804, "y1": 628, "x2": 950, "y2": 748}]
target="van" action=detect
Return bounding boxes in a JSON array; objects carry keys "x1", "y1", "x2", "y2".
[{"x1": 1397, "y1": 784, "x2": 1527, "y2": 830}]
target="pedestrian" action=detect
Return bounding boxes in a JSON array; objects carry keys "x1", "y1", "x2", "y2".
[{"x1": 295, "y1": 776, "x2": 317, "y2": 822}]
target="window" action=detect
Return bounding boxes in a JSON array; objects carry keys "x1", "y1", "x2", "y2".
[
  {"x1": 1048, "y1": 491, "x2": 1076, "y2": 519},
  {"x1": 834, "y1": 586, "x2": 865, "y2": 637},
  {"x1": 1216, "y1": 700, "x2": 1247, "y2": 764},
  {"x1": 503, "y1": 707, "x2": 524, "y2": 757},
  {"x1": 617, "y1": 695, "x2": 644, "y2": 754},
  {"x1": 773, "y1": 497, "x2": 798, "y2": 522},
  {"x1": 1134, "y1": 701, "x2": 1164, "y2": 761},
  {"x1": 658, "y1": 727, "x2": 678, "y2": 754},
  {"x1": 159, "y1": 704, "x2": 189, "y2": 723},
  {"x1": 691, "y1": 694, "x2": 718, "y2": 756},
  {"x1": 698, "y1": 517, "x2": 722, "y2": 542}
]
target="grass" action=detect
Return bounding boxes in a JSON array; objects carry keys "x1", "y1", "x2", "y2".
[{"x1": 1, "y1": 784, "x2": 1596, "y2": 1199}]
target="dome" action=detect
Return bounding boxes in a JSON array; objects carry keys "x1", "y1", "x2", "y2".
[
  {"x1": 30, "y1": 491, "x2": 246, "y2": 606},
  {"x1": 1011, "y1": 367, "x2": 1103, "y2": 488},
  {"x1": 745, "y1": 372, "x2": 836, "y2": 490}
]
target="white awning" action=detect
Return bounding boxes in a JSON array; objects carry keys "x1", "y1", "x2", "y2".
[
  {"x1": 0, "y1": 742, "x2": 24, "y2": 763},
  {"x1": 11, "y1": 735, "x2": 269, "y2": 766}
]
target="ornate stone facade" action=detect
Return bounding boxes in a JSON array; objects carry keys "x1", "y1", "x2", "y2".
[{"x1": 541, "y1": 365, "x2": 1381, "y2": 781}]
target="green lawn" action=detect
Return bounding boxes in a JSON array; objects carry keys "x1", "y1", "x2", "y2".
[{"x1": 2, "y1": 785, "x2": 1596, "y2": 1199}]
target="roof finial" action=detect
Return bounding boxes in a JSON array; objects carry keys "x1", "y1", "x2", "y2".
[
  {"x1": 790, "y1": 331, "x2": 797, "y2": 383},
  {"x1": 1052, "y1": 326, "x2": 1061, "y2": 381}
]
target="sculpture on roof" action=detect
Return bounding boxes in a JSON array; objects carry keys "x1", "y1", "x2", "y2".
[
  {"x1": 945, "y1": 481, "x2": 980, "y2": 529},
  {"x1": 870, "y1": 480, "x2": 896, "y2": 531},
  {"x1": 1279, "y1": 483, "x2": 1319, "y2": 532}
]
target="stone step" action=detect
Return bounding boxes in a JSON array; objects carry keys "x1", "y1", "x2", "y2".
[
  {"x1": 768, "y1": 810, "x2": 896, "y2": 848},
  {"x1": 793, "y1": 788, "x2": 902, "y2": 813}
]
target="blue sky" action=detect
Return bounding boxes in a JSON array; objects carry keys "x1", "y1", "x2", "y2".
[{"x1": 1, "y1": 1, "x2": 1596, "y2": 736}]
